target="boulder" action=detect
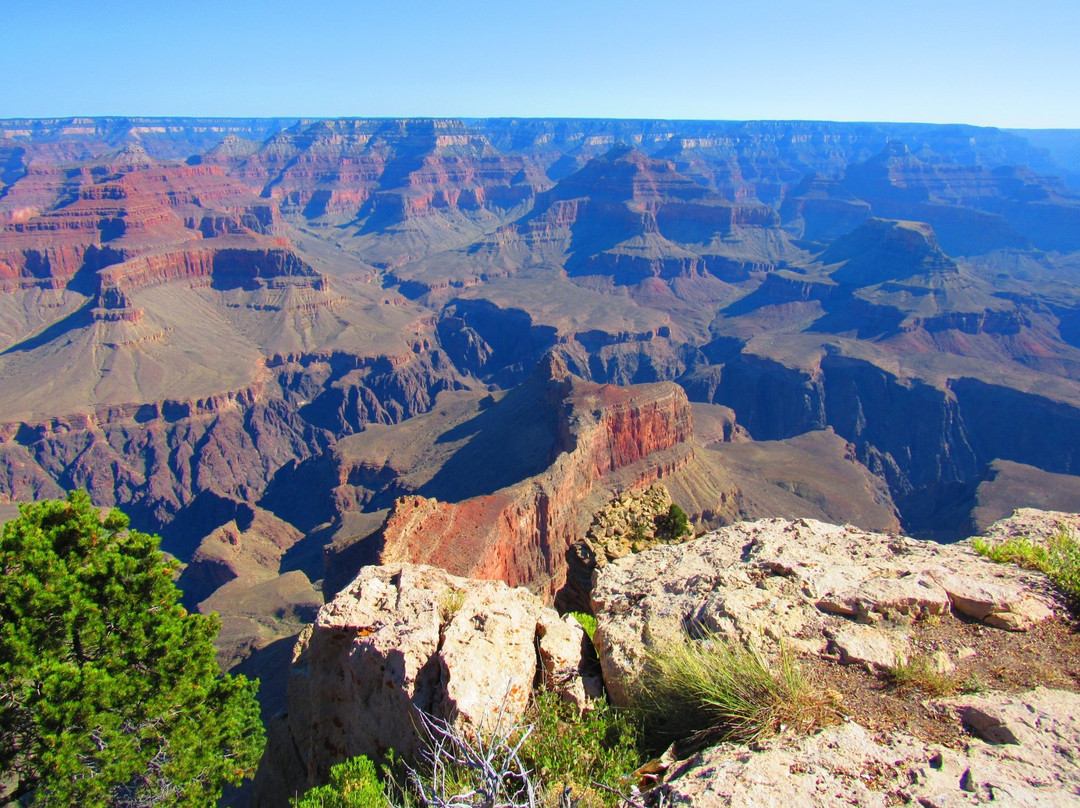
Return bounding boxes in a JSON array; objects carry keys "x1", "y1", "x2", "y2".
[
  {"x1": 826, "y1": 623, "x2": 908, "y2": 669},
  {"x1": 257, "y1": 563, "x2": 598, "y2": 805},
  {"x1": 928, "y1": 570, "x2": 1053, "y2": 631}
]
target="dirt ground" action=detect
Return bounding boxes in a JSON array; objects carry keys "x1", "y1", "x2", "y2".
[{"x1": 800, "y1": 607, "x2": 1080, "y2": 748}]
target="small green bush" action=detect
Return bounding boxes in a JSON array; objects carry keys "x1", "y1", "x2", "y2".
[
  {"x1": 636, "y1": 631, "x2": 838, "y2": 748},
  {"x1": 293, "y1": 755, "x2": 386, "y2": 808},
  {"x1": 520, "y1": 690, "x2": 641, "y2": 808},
  {"x1": 973, "y1": 525, "x2": 1080, "y2": 605},
  {"x1": 655, "y1": 503, "x2": 690, "y2": 542},
  {"x1": 570, "y1": 611, "x2": 598, "y2": 642}
]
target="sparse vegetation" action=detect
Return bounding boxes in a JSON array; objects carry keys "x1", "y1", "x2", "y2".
[
  {"x1": 438, "y1": 588, "x2": 466, "y2": 624},
  {"x1": 293, "y1": 755, "x2": 386, "y2": 808},
  {"x1": 407, "y1": 707, "x2": 536, "y2": 808},
  {"x1": 973, "y1": 525, "x2": 1080, "y2": 605},
  {"x1": 655, "y1": 503, "x2": 690, "y2": 543},
  {"x1": 885, "y1": 654, "x2": 964, "y2": 697},
  {"x1": 636, "y1": 632, "x2": 839, "y2": 748},
  {"x1": 518, "y1": 690, "x2": 641, "y2": 808},
  {"x1": 629, "y1": 517, "x2": 651, "y2": 550},
  {"x1": 292, "y1": 690, "x2": 643, "y2": 808}
]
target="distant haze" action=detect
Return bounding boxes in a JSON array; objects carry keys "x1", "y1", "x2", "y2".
[{"x1": 4, "y1": 0, "x2": 1079, "y2": 128}]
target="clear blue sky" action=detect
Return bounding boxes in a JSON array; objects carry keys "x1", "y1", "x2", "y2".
[{"x1": 2, "y1": 0, "x2": 1077, "y2": 128}]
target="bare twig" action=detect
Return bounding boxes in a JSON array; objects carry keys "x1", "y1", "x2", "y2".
[{"x1": 408, "y1": 693, "x2": 540, "y2": 808}]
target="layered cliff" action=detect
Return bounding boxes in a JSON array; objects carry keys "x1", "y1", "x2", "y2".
[{"x1": 362, "y1": 355, "x2": 693, "y2": 599}]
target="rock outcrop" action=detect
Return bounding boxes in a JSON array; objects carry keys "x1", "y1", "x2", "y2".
[
  {"x1": 978, "y1": 506, "x2": 1080, "y2": 545},
  {"x1": 253, "y1": 562, "x2": 597, "y2": 807},
  {"x1": 591, "y1": 516, "x2": 1059, "y2": 706},
  {"x1": 659, "y1": 687, "x2": 1080, "y2": 807},
  {"x1": 368, "y1": 356, "x2": 694, "y2": 600},
  {"x1": 562, "y1": 483, "x2": 691, "y2": 611}
]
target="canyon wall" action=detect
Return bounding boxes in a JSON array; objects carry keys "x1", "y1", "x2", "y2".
[{"x1": 349, "y1": 356, "x2": 693, "y2": 599}]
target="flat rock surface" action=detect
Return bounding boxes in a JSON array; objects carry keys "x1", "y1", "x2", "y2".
[
  {"x1": 593, "y1": 512, "x2": 1080, "y2": 806},
  {"x1": 659, "y1": 688, "x2": 1080, "y2": 807},
  {"x1": 592, "y1": 517, "x2": 1059, "y2": 706}
]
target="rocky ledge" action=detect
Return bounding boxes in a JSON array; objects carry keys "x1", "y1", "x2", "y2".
[
  {"x1": 659, "y1": 687, "x2": 1080, "y2": 806},
  {"x1": 252, "y1": 564, "x2": 600, "y2": 805},
  {"x1": 593, "y1": 509, "x2": 1079, "y2": 806},
  {"x1": 257, "y1": 508, "x2": 1080, "y2": 807},
  {"x1": 592, "y1": 515, "x2": 1061, "y2": 705}
]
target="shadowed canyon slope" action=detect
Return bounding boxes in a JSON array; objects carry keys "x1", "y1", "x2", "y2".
[{"x1": 3, "y1": 117, "x2": 1080, "y2": 689}]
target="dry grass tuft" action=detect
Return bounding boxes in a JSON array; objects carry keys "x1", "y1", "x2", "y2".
[
  {"x1": 437, "y1": 588, "x2": 466, "y2": 625},
  {"x1": 636, "y1": 632, "x2": 841, "y2": 748},
  {"x1": 884, "y1": 654, "x2": 980, "y2": 698}
]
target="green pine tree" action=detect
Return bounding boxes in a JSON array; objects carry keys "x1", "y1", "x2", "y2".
[
  {"x1": 0, "y1": 490, "x2": 265, "y2": 806},
  {"x1": 656, "y1": 503, "x2": 690, "y2": 542}
]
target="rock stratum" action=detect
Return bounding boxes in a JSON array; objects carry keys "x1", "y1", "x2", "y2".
[{"x1": 3, "y1": 117, "x2": 1080, "y2": 726}]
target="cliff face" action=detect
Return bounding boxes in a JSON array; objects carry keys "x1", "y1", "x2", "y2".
[
  {"x1": 216, "y1": 119, "x2": 543, "y2": 229},
  {"x1": 0, "y1": 143, "x2": 303, "y2": 304},
  {"x1": 98, "y1": 246, "x2": 324, "y2": 294},
  {"x1": 686, "y1": 346, "x2": 1080, "y2": 536},
  {"x1": 4, "y1": 117, "x2": 1080, "y2": 681},
  {"x1": 0, "y1": 345, "x2": 467, "y2": 548},
  {"x1": 368, "y1": 356, "x2": 693, "y2": 599}
]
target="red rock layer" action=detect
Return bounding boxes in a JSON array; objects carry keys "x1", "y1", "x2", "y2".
[
  {"x1": 0, "y1": 147, "x2": 282, "y2": 289},
  {"x1": 98, "y1": 245, "x2": 324, "y2": 293},
  {"x1": 376, "y1": 360, "x2": 693, "y2": 599}
]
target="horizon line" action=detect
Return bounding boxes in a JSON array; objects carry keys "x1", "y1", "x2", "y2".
[{"x1": 2, "y1": 114, "x2": 1078, "y2": 132}]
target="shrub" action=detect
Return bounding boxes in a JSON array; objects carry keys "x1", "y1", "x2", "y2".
[
  {"x1": 655, "y1": 503, "x2": 690, "y2": 542},
  {"x1": 519, "y1": 690, "x2": 641, "y2": 808},
  {"x1": 569, "y1": 611, "x2": 598, "y2": 642},
  {"x1": 0, "y1": 491, "x2": 264, "y2": 807},
  {"x1": 293, "y1": 755, "x2": 386, "y2": 808},
  {"x1": 629, "y1": 517, "x2": 651, "y2": 549},
  {"x1": 636, "y1": 631, "x2": 839, "y2": 748},
  {"x1": 973, "y1": 525, "x2": 1080, "y2": 605}
]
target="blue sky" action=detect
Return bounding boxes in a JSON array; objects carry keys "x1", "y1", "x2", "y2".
[{"x1": 3, "y1": 0, "x2": 1077, "y2": 127}]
